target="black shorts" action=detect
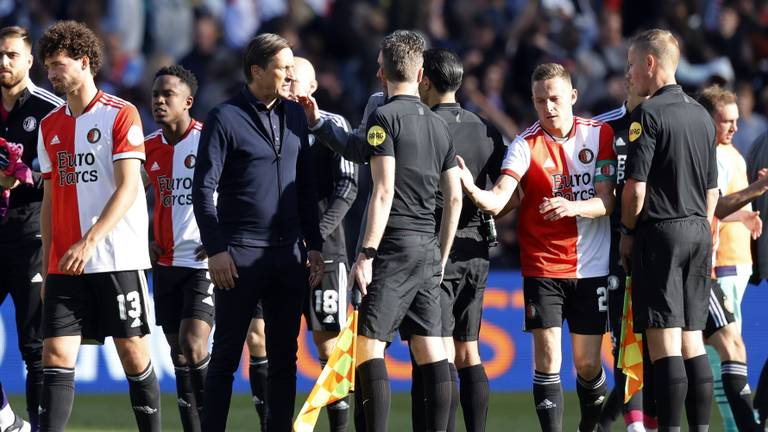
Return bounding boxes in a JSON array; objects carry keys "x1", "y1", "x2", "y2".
[
  {"x1": 704, "y1": 279, "x2": 736, "y2": 339},
  {"x1": 632, "y1": 218, "x2": 711, "y2": 331},
  {"x1": 359, "y1": 233, "x2": 442, "y2": 342},
  {"x1": 252, "y1": 300, "x2": 263, "y2": 319},
  {"x1": 523, "y1": 276, "x2": 608, "y2": 335},
  {"x1": 606, "y1": 273, "x2": 626, "y2": 362},
  {"x1": 43, "y1": 270, "x2": 151, "y2": 342},
  {"x1": 440, "y1": 228, "x2": 489, "y2": 341},
  {"x1": 0, "y1": 238, "x2": 43, "y2": 360},
  {"x1": 152, "y1": 266, "x2": 214, "y2": 332},
  {"x1": 304, "y1": 260, "x2": 349, "y2": 332}
]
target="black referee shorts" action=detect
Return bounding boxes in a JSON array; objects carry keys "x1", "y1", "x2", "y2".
[
  {"x1": 440, "y1": 228, "x2": 489, "y2": 341},
  {"x1": 0, "y1": 238, "x2": 43, "y2": 362},
  {"x1": 358, "y1": 233, "x2": 442, "y2": 342},
  {"x1": 632, "y1": 217, "x2": 711, "y2": 331}
]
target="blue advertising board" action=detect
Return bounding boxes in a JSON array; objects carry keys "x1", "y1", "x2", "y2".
[{"x1": 1, "y1": 271, "x2": 766, "y2": 393}]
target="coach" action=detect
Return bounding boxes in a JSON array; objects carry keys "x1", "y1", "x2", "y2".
[
  {"x1": 620, "y1": 29, "x2": 719, "y2": 431},
  {"x1": 192, "y1": 33, "x2": 323, "y2": 432}
]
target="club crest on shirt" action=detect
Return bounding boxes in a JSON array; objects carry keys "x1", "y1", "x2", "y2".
[
  {"x1": 367, "y1": 125, "x2": 386, "y2": 147},
  {"x1": 23, "y1": 116, "x2": 36, "y2": 132},
  {"x1": 87, "y1": 127, "x2": 101, "y2": 143},
  {"x1": 629, "y1": 122, "x2": 642, "y2": 142},
  {"x1": 184, "y1": 154, "x2": 196, "y2": 169},
  {"x1": 578, "y1": 148, "x2": 594, "y2": 164}
]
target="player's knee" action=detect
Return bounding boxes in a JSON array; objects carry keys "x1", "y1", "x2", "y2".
[
  {"x1": 246, "y1": 330, "x2": 266, "y2": 354},
  {"x1": 574, "y1": 357, "x2": 602, "y2": 379},
  {"x1": 180, "y1": 333, "x2": 209, "y2": 364},
  {"x1": 714, "y1": 325, "x2": 746, "y2": 362},
  {"x1": 114, "y1": 337, "x2": 151, "y2": 374},
  {"x1": 453, "y1": 341, "x2": 480, "y2": 368}
]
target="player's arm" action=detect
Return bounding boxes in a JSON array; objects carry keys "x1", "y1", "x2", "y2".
[
  {"x1": 319, "y1": 152, "x2": 358, "y2": 239},
  {"x1": 438, "y1": 166, "x2": 462, "y2": 271},
  {"x1": 459, "y1": 162, "x2": 519, "y2": 216},
  {"x1": 715, "y1": 173, "x2": 768, "y2": 219},
  {"x1": 298, "y1": 94, "x2": 373, "y2": 164},
  {"x1": 351, "y1": 154, "x2": 394, "y2": 294},
  {"x1": 58, "y1": 158, "x2": 142, "y2": 275}
]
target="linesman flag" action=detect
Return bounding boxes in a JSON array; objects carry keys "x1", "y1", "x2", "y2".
[
  {"x1": 617, "y1": 276, "x2": 644, "y2": 403},
  {"x1": 293, "y1": 291, "x2": 359, "y2": 432}
]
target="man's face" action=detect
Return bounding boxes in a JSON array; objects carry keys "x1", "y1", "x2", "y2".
[
  {"x1": 532, "y1": 77, "x2": 576, "y2": 133},
  {"x1": 151, "y1": 75, "x2": 192, "y2": 126},
  {"x1": 44, "y1": 51, "x2": 87, "y2": 95},
  {"x1": 626, "y1": 46, "x2": 651, "y2": 97},
  {"x1": 0, "y1": 37, "x2": 32, "y2": 90},
  {"x1": 254, "y1": 47, "x2": 294, "y2": 100},
  {"x1": 714, "y1": 102, "x2": 739, "y2": 145},
  {"x1": 376, "y1": 51, "x2": 386, "y2": 89}
]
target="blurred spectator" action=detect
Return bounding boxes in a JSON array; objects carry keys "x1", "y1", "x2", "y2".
[
  {"x1": 148, "y1": 0, "x2": 193, "y2": 60},
  {"x1": 735, "y1": 80, "x2": 768, "y2": 155}
]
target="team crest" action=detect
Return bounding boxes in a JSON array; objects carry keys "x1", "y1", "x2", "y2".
[
  {"x1": 22, "y1": 116, "x2": 36, "y2": 132},
  {"x1": 367, "y1": 125, "x2": 386, "y2": 147},
  {"x1": 526, "y1": 302, "x2": 538, "y2": 319},
  {"x1": 87, "y1": 128, "x2": 101, "y2": 143},
  {"x1": 629, "y1": 122, "x2": 642, "y2": 142},
  {"x1": 600, "y1": 163, "x2": 616, "y2": 177},
  {"x1": 607, "y1": 275, "x2": 620, "y2": 291},
  {"x1": 578, "y1": 148, "x2": 594, "y2": 164},
  {"x1": 184, "y1": 154, "x2": 196, "y2": 169}
]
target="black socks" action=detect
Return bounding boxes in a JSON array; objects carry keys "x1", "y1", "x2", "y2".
[{"x1": 533, "y1": 370, "x2": 564, "y2": 432}]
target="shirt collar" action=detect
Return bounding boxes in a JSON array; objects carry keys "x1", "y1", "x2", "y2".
[
  {"x1": 433, "y1": 102, "x2": 461, "y2": 111},
  {"x1": 243, "y1": 86, "x2": 281, "y2": 112},
  {"x1": 652, "y1": 84, "x2": 682, "y2": 98},
  {"x1": 387, "y1": 94, "x2": 420, "y2": 103}
]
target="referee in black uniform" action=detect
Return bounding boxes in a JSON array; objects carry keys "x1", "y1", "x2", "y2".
[
  {"x1": 0, "y1": 26, "x2": 61, "y2": 431},
  {"x1": 620, "y1": 29, "x2": 719, "y2": 431},
  {"x1": 593, "y1": 82, "x2": 648, "y2": 432},
  {"x1": 415, "y1": 48, "x2": 505, "y2": 432},
  {"x1": 346, "y1": 31, "x2": 462, "y2": 432}
]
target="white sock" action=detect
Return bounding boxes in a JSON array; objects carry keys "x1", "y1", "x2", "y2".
[
  {"x1": 627, "y1": 421, "x2": 646, "y2": 432},
  {"x1": 0, "y1": 403, "x2": 15, "y2": 428}
]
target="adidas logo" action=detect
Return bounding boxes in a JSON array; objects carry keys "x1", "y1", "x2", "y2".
[
  {"x1": 323, "y1": 315, "x2": 336, "y2": 324},
  {"x1": 593, "y1": 395, "x2": 606, "y2": 406},
  {"x1": 150, "y1": 161, "x2": 160, "y2": 171},
  {"x1": 50, "y1": 135, "x2": 60, "y2": 145},
  {"x1": 132, "y1": 405, "x2": 158, "y2": 415},
  {"x1": 542, "y1": 158, "x2": 555, "y2": 168},
  {"x1": 741, "y1": 384, "x2": 752, "y2": 396},
  {"x1": 31, "y1": 273, "x2": 43, "y2": 283},
  {"x1": 203, "y1": 296, "x2": 213, "y2": 307},
  {"x1": 536, "y1": 399, "x2": 556, "y2": 410}
]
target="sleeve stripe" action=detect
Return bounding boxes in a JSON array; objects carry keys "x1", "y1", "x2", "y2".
[
  {"x1": 41, "y1": 172, "x2": 51, "y2": 179},
  {"x1": 500, "y1": 168, "x2": 522, "y2": 180},
  {"x1": 31, "y1": 89, "x2": 64, "y2": 107},
  {"x1": 593, "y1": 105, "x2": 626, "y2": 122},
  {"x1": 113, "y1": 151, "x2": 146, "y2": 162}
]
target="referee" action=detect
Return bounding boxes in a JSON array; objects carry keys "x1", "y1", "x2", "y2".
[
  {"x1": 620, "y1": 29, "x2": 719, "y2": 431},
  {"x1": 349, "y1": 31, "x2": 462, "y2": 432},
  {"x1": 0, "y1": 26, "x2": 61, "y2": 431}
]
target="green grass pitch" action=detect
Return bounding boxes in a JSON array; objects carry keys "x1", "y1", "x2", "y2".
[{"x1": 10, "y1": 392, "x2": 726, "y2": 431}]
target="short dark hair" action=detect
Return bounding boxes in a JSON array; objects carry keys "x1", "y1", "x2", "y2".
[
  {"x1": 242, "y1": 33, "x2": 291, "y2": 83},
  {"x1": 698, "y1": 85, "x2": 737, "y2": 114},
  {"x1": 38, "y1": 21, "x2": 103, "y2": 76},
  {"x1": 629, "y1": 28, "x2": 680, "y2": 70},
  {"x1": 155, "y1": 65, "x2": 199, "y2": 96},
  {"x1": 380, "y1": 30, "x2": 425, "y2": 83},
  {"x1": 423, "y1": 48, "x2": 463, "y2": 93},
  {"x1": 0, "y1": 26, "x2": 31, "y2": 50},
  {"x1": 531, "y1": 63, "x2": 572, "y2": 86}
]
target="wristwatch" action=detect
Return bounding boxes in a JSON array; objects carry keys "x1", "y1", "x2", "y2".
[
  {"x1": 619, "y1": 223, "x2": 635, "y2": 236},
  {"x1": 360, "y1": 247, "x2": 377, "y2": 259}
]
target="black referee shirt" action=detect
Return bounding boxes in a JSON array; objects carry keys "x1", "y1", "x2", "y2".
[
  {"x1": 0, "y1": 81, "x2": 61, "y2": 243},
  {"x1": 625, "y1": 84, "x2": 717, "y2": 224},
  {"x1": 365, "y1": 94, "x2": 456, "y2": 234},
  {"x1": 432, "y1": 103, "x2": 505, "y2": 230}
]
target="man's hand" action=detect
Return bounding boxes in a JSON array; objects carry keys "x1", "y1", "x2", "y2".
[
  {"x1": 0, "y1": 171, "x2": 20, "y2": 189},
  {"x1": 455, "y1": 155, "x2": 476, "y2": 191},
  {"x1": 208, "y1": 251, "x2": 238, "y2": 290},
  {"x1": 58, "y1": 238, "x2": 96, "y2": 275},
  {"x1": 194, "y1": 244, "x2": 207, "y2": 261},
  {"x1": 348, "y1": 253, "x2": 373, "y2": 295},
  {"x1": 741, "y1": 210, "x2": 763, "y2": 239},
  {"x1": 296, "y1": 95, "x2": 322, "y2": 128},
  {"x1": 307, "y1": 250, "x2": 324, "y2": 288},
  {"x1": 539, "y1": 197, "x2": 578, "y2": 221},
  {"x1": 619, "y1": 233, "x2": 634, "y2": 275},
  {"x1": 149, "y1": 241, "x2": 163, "y2": 264}
]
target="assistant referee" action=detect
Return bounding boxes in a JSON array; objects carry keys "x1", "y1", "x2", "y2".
[{"x1": 620, "y1": 28, "x2": 719, "y2": 431}]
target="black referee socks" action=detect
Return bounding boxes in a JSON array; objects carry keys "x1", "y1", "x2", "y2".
[
  {"x1": 127, "y1": 362, "x2": 161, "y2": 432},
  {"x1": 684, "y1": 354, "x2": 713, "y2": 431},
  {"x1": 447, "y1": 363, "x2": 459, "y2": 432},
  {"x1": 409, "y1": 353, "x2": 425, "y2": 431},
  {"x1": 721, "y1": 361, "x2": 760, "y2": 432},
  {"x1": 576, "y1": 368, "x2": 607, "y2": 432},
  {"x1": 41, "y1": 367, "x2": 75, "y2": 432},
  {"x1": 320, "y1": 359, "x2": 350, "y2": 432},
  {"x1": 653, "y1": 355, "x2": 687, "y2": 431},
  {"x1": 248, "y1": 355, "x2": 268, "y2": 431},
  {"x1": 358, "y1": 358, "x2": 390, "y2": 432},
  {"x1": 174, "y1": 365, "x2": 200, "y2": 432},
  {"x1": 419, "y1": 359, "x2": 452, "y2": 432},
  {"x1": 458, "y1": 364, "x2": 489, "y2": 432},
  {"x1": 533, "y1": 370, "x2": 564, "y2": 432}
]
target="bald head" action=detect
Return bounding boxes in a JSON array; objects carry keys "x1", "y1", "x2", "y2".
[
  {"x1": 289, "y1": 56, "x2": 317, "y2": 99},
  {"x1": 629, "y1": 29, "x2": 680, "y2": 72}
]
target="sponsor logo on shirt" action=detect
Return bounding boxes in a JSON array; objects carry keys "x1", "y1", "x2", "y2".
[
  {"x1": 157, "y1": 175, "x2": 193, "y2": 207},
  {"x1": 56, "y1": 151, "x2": 98, "y2": 185},
  {"x1": 366, "y1": 125, "x2": 386, "y2": 147},
  {"x1": 628, "y1": 122, "x2": 642, "y2": 142}
]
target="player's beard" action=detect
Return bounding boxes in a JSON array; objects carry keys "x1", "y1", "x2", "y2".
[{"x1": 0, "y1": 69, "x2": 24, "y2": 90}]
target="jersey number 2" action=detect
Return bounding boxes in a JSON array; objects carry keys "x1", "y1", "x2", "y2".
[{"x1": 596, "y1": 286, "x2": 608, "y2": 312}]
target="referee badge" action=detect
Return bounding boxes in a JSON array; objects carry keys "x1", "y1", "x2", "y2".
[
  {"x1": 23, "y1": 116, "x2": 36, "y2": 132},
  {"x1": 629, "y1": 122, "x2": 642, "y2": 142},
  {"x1": 367, "y1": 125, "x2": 386, "y2": 147}
]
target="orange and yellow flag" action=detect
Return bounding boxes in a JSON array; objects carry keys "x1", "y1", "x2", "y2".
[
  {"x1": 617, "y1": 276, "x2": 644, "y2": 403},
  {"x1": 293, "y1": 310, "x2": 357, "y2": 432}
]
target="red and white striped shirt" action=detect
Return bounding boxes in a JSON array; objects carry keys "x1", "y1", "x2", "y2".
[
  {"x1": 38, "y1": 91, "x2": 151, "y2": 274},
  {"x1": 501, "y1": 117, "x2": 616, "y2": 278},
  {"x1": 144, "y1": 120, "x2": 206, "y2": 269}
]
